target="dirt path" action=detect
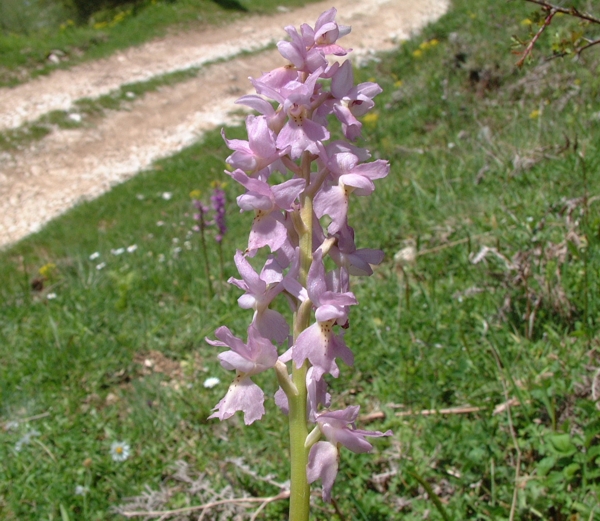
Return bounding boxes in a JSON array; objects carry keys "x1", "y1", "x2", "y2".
[{"x1": 0, "y1": 0, "x2": 449, "y2": 249}]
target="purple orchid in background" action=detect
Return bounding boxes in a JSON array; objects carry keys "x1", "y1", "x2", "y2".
[{"x1": 204, "y1": 8, "x2": 391, "y2": 517}]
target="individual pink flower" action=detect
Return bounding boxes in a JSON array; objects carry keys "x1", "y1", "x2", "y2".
[
  {"x1": 304, "y1": 8, "x2": 351, "y2": 56},
  {"x1": 329, "y1": 225, "x2": 385, "y2": 277},
  {"x1": 330, "y1": 60, "x2": 383, "y2": 140},
  {"x1": 252, "y1": 68, "x2": 330, "y2": 159},
  {"x1": 307, "y1": 406, "x2": 392, "y2": 501},
  {"x1": 206, "y1": 325, "x2": 278, "y2": 424},
  {"x1": 314, "y1": 147, "x2": 389, "y2": 234},
  {"x1": 228, "y1": 250, "x2": 289, "y2": 344},
  {"x1": 227, "y1": 168, "x2": 305, "y2": 253},
  {"x1": 222, "y1": 115, "x2": 288, "y2": 175},
  {"x1": 278, "y1": 25, "x2": 327, "y2": 74},
  {"x1": 292, "y1": 249, "x2": 357, "y2": 380}
]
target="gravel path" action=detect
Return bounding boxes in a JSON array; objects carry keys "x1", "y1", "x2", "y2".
[{"x1": 0, "y1": 0, "x2": 449, "y2": 249}]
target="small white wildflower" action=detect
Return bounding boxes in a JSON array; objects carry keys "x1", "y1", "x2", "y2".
[
  {"x1": 158, "y1": 254, "x2": 165, "y2": 263},
  {"x1": 111, "y1": 248, "x2": 125, "y2": 256},
  {"x1": 203, "y1": 377, "x2": 221, "y2": 389},
  {"x1": 184, "y1": 241, "x2": 192, "y2": 250},
  {"x1": 110, "y1": 441, "x2": 130, "y2": 462},
  {"x1": 68, "y1": 113, "x2": 82, "y2": 123},
  {"x1": 162, "y1": 192, "x2": 173, "y2": 201},
  {"x1": 127, "y1": 244, "x2": 138, "y2": 253},
  {"x1": 136, "y1": 194, "x2": 144, "y2": 200},
  {"x1": 172, "y1": 238, "x2": 179, "y2": 244},
  {"x1": 75, "y1": 485, "x2": 88, "y2": 496},
  {"x1": 89, "y1": 252, "x2": 100, "y2": 260},
  {"x1": 125, "y1": 91, "x2": 135, "y2": 99},
  {"x1": 15, "y1": 429, "x2": 40, "y2": 452},
  {"x1": 47, "y1": 293, "x2": 57, "y2": 300},
  {"x1": 156, "y1": 221, "x2": 165, "y2": 227},
  {"x1": 96, "y1": 262, "x2": 106, "y2": 271},
  {"x1": 4, "y1": 420, "x2": 19, "y2": 431},
  {"x1": 172, "y1": 247, "x2": 182, "y2": 256}
]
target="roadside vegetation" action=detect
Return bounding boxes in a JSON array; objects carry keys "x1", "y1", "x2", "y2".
[
  {"x1": 0, "y1": 0, "x2": 315, "y2": 87},
  {"x1": 1, "y1": 0, "x2": 600, "y2": 519}
]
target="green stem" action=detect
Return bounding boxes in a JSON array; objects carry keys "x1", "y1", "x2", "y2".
[{"x1": 289, "y1": 152, "x2": 314, "y2": 521}]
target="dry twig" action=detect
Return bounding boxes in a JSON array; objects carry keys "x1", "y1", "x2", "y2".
[
  {"x1": 394, "y1": 398, "x2": 521, "y2": 417},
  {"x1": 518, "y1": 0, "x2": 600, "y2": 65},
  {"x1": 120, "y1": 492, "x2": 290, "y2": 519}
]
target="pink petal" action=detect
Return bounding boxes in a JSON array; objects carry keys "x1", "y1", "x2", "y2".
[
  {"x1": 307, "y1": 441, "x2": 339, "y2": 502},
  {"x1": 256, "y1": 308, "x2": 289, "y2": 344},
  {"x1": 208, "y1": 375, "x2": 265, "y2": 425}
]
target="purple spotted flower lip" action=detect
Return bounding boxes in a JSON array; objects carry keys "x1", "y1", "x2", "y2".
[{"x1": 206, "y1": 6, "x2": 391, "y2": 505}]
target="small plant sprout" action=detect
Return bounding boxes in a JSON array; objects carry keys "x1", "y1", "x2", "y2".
[{"x1": 206, "y1": 8, "x2": 392, "y2": 519}]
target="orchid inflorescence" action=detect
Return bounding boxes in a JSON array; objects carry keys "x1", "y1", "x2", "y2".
[{"x1": 206, "y1": 8, "x2": 391, "y2": 516}]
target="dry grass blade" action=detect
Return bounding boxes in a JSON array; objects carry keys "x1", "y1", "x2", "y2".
[{"x1": 120, "y1": 492, "x2": 290, "y2": 519}]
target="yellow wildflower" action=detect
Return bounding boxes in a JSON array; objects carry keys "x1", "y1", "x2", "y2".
[
  {"x1": 39, "y1": 263, "x2": 57, "y2": 278},
  {"x1": 529, "y1": 109, "x2": 541, "y2": 119},
  {"x1": 362, "y1": 112, "x2": 379, "y2": 127},
  {"x1": 189, "y1": 190, "x2": 202, "y2": 199},
  {"x1": 412, "y1": 49, "x2": 423, "y2": 58}
]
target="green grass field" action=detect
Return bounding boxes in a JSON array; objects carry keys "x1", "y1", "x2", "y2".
[{"x1": 2, "y1": 0, "x2": 600, "y2": 519}]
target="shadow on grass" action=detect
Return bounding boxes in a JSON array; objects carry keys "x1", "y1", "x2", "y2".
[{"x1": 212, "y1": 0, "x2": 248, "y2": 11}]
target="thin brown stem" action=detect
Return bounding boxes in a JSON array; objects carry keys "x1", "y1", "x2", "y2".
[
  {"x1": 120, "y1": 492, "x2": 290, "y2": 518},
  {"x1": 517, "y1": 8, "x2": 557, "y2": 67},
  {"x1": 523, "y1": 0, "x2": 600, "y2": 25}
]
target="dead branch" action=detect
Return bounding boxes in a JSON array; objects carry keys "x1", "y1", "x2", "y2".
[
  {"x1": 395, "y1": 405, "x2": 483, "y2": 417},
  {"x1": 517, "y1": 7, "x2": 558, "y2": 67},
  {"x1": 518, "y1": 0, "x2": 600, "y2": 65},
  {"x1": 523, "y1": 0, "x2": 600, "y2": 25},
  {"x1": 394, "y1": 398, "x2": 522, "y2": 417}
]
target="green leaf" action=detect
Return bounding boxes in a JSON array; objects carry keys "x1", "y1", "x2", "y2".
[
  {"x1": 60, "y1": 504, "x2": 71, "y2": 521},
  {"x1": 548, "y1": 434, "x2": 576, "y2": 455},
  {"x1": 563, "y1": 462, "x2": 581, "y2": 480},
  {"x1": 537, "y1": 456, "x2": 557, "y2": 477}
]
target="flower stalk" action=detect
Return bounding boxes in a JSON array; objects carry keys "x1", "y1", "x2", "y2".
[{"x1": 205, "y1": 9, "x2": 392, "y2": 517}]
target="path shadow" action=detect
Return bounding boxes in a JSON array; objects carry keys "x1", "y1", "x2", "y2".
[{"x1": 212, "y1": 0, "x2": 248, "y2": 11}]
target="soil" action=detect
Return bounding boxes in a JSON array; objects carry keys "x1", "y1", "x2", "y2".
[{"x1": 0, "y1": 0, "x2": 449, "y2": 249}]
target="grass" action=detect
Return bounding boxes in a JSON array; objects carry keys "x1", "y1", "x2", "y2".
[
  {"x1": 0, "y1": 0, "x2": 319, "y2": 88},
  {"x1": 2, "y1": 0, "x2": 600, "y2": 519}
]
